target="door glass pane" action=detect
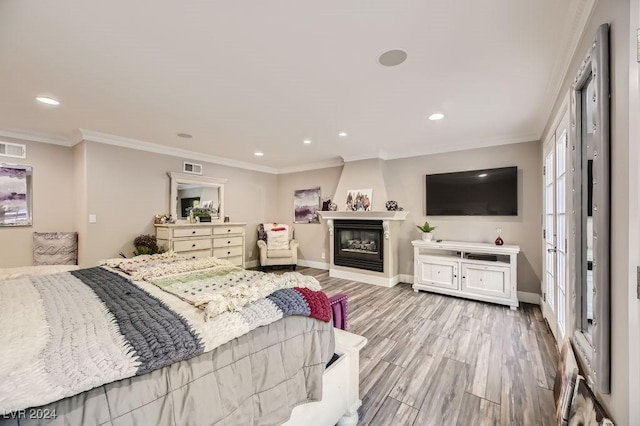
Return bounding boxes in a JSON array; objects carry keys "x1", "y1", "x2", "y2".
[{"x1": 545, "y1": 152, "x2": 555, "y2": 311}]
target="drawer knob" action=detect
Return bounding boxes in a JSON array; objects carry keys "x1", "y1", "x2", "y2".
[
  {"x1": 192, "y1": 231, "x2": 196, "y2": 234},
  {"x1": 227, "y1": 240, "x2": 231, "y2": 244},
  {"x1": 227, "y1": 251, "x2": 231, "y2": 255},
  {"x1": 227, "y1": 229, "x2": 231, "y2": 232},
  {"x1": 192, "y1": 244, "x2": 196, "y2": 248},
  {"x1": 192, "y1": 256, "x2": 196, "y2": 259}
]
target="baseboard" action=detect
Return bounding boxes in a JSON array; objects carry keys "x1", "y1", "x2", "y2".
[
  {"x1": 399, "y1": 274, "x2": 414, "y2": 284},
  {"x1": 245, "y1": 260, "x2": 259, "y2": 269},
  {"x1": 518, "y1": 291, "x2": 541, "y2": 305},
  {"x1": 297, "y1": 259, "x2": 330, "y2": 270},
  {"x1": 329, "y1": 269, "x2": 399, "y2": 288}
]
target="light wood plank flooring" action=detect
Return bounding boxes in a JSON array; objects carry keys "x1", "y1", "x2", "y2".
[{"x1": 296, "y1": 267, "x2": 559, "y2": 426}]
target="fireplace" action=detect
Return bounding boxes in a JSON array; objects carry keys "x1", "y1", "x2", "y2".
[{"x1": 333, "y1": 220, "x2": 384, "y2": 272}]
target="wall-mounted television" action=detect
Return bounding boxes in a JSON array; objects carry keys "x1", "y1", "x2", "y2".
[{"x1": 425, "y1": 166, "x2": 518, "y2": 216}]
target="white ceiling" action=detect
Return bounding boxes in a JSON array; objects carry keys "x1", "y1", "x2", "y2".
[{"x1": 0, "y1": 0, "x2": 592, "y2": 173}]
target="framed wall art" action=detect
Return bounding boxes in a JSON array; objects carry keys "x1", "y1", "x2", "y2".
[
  {"x1": 294, "y1": 187, "x2": 321, "y2": 223},
  {"x1": 345, "y1": 189, "x2": 372, "y2": 211},
  {"x1": 0, "y1": 164, "x2": 33, "y2": 226}
]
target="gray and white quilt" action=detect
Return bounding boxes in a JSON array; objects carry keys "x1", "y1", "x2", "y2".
[{"x1": 0, "y1": 256, "x2": 331, "y2": 416}]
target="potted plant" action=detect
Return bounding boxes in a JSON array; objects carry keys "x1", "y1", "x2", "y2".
[
  {"x1": 416, "y1": 221, "x2": 437, "y2": 241},
  {"x1": 133, "y1": 234, "x2": 167, "y2": 256}
]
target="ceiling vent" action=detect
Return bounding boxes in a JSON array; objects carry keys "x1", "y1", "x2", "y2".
[
  {"x1": 183, "y1": 161, "x2": 203, "y2": 175},
  {"x1": 0, "y1": 141, "x2": 26, "y2": 159}
]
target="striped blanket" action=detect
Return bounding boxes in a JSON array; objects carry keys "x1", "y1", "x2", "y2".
[{"x1": 0, "y1": 263, "x2": 329, "y2": 413}]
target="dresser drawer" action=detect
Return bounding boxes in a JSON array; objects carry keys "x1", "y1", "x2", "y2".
[
  {"x1": 213, "y1": 226, "x2": 244, "y2": 235},
  {"x1": 173, "y1": 227, "x2": 212, "y2": 238},
  {"x1": 214, "y1": 246, "x2": 243, "y2": 259},
  {"x1": 174, "y1": 238, "x2": 212, "y2": 252},
  {"x1": 180, "y1": 249, "x2": 212, "y2": 260},
  {"x1": 213, "y1": 236, "x2": 243, "y2": 248}
]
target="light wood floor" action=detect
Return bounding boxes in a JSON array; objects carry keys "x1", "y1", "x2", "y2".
[{"x1": 296, "y1": 267, "x2": 559, "y2": 426}]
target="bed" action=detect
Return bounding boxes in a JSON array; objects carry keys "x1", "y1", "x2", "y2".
[{"x1": 0, "y1": 256, "x2": 365, "y2": 426}]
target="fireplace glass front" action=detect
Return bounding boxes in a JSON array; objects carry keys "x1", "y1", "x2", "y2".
[{"x1": 334, "y1": 220, "x2": 383, "y2": 272}]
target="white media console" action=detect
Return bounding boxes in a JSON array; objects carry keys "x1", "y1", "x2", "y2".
[{"x1": 411, "y1": 240, "x2": 520, "y2": 309}]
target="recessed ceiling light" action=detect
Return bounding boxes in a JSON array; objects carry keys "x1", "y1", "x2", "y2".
[
  {"x1": 338, "y1": 132, "x2": 348, "y2": 137},
  {"x1": 177, "y1": 133, "x2": 193, "y2": 138},
  {"x1": 428, "y1": 113, "x2": 445, "y2": 121},
  {"x1": 378, "y1": 49, "x2": 408, "y2": 67},
  {"x1": 36, "y1": 96, "x2": 60, "y2": 106},
  {"x1": 254, "y1": 151, "x2": 264, "y2": 157},
  {"x1": 303, "y1": 139, "x2": 312, "y2": 144},
  {"x1": 478, "y1": 173, "x2": 488, "y2": 177}
]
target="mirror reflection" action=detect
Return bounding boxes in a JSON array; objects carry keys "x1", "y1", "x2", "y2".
[
  {"x1": 177, "y1": 184, "x2": 220, "y2": 219},
  {"x1": 582, "y1": 74, "x2": 595, "y2": 340},
  {"x1": 168, "y1": 172, "x2": 226, "y2": 223}
]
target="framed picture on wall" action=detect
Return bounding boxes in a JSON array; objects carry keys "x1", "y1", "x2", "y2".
[
  {"x1": 345, "y1": 188, "x2": 372, "y2": 211},
  {"x1": 294, "y1": 187, "x2": 321, "y2": 223},
  {"x1": 0, "y1": 164, "x2": 32, "y2": 226}
]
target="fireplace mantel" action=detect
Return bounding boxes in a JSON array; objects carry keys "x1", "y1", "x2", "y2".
[
  {"x1": 320, "y1": 211, "x2": 408, "y2": 240},
  {"x1": 319, "y1": 211, "x2": 409, "y2": 221}
]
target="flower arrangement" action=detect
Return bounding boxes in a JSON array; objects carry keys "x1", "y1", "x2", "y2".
[{"x1": 133, "y1": 234, "x2": 167, "y2": 256}]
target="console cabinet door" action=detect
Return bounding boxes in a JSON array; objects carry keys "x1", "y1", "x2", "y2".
[
  {"x1": 460, "y1": 262, "x2": 511, "y2": 299},
  {"x1": 417, "y1": 257, "x2": 459, "y2": 290}
]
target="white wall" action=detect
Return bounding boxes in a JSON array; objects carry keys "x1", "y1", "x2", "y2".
[
  {"x1": 0, "y1": 138, "x2": 75, "y2": 267},
  {"x1": 81, "y1": 141, "x2": 279, "y2": 266},
  {"x1": 276, "y1": 166, "x2": 343, "y2": 267},
  {"x1": 278, "y1": 141, "x2": 542, "y2": 294}
]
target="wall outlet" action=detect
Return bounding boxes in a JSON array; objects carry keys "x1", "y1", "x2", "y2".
[
  {"x1": 321, "y1": 252, "x2": 326, "y2": 260},
  {"x1": 89, "y1": 214, "x2": 97, "y2": 224},
  {"x1": 249, "y1": 250, "x2": 253, "y2": 258}
]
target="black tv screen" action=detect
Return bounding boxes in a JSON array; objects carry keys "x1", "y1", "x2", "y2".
[{"x1": 426, "y1": 166, "x2": 518, "y2": 216}]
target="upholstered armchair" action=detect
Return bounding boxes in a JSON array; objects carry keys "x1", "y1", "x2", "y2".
[{"x1": 257, "y1": 223, "x2": 299, "y2": 271}]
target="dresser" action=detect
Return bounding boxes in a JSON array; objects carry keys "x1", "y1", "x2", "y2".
[{"x1": 155, "y1": 223, "x2": 246, "y2": 267}]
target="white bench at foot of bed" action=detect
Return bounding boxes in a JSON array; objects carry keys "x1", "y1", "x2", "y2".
[{"x1": 284, "y1": 329, "x2": 367, "y2": 426}]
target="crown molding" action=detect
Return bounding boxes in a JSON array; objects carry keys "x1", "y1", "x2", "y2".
[
  {"x1": 538, "y1": 0, "x2": 597, "y2": 135},
  {"x1": 77, "y1": 129, "x2": 279, "y2": 174},
  {"x1": 277, "y1": 159, "x2": 344, "y2": 175},
  {"x1": 0, "y1": 128, "x2": 72, "y2": 146},
  {"x1": 381, "y1": 132, "x2": 540, "y2": 161}
]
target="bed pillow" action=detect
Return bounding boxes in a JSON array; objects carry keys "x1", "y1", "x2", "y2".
[{"x1": 33, "y1": 232, "x2": 78, "y2": 265}]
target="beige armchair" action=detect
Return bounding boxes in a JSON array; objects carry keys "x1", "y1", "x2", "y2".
[{"x1": 257, "y1": 223, "x2": 299, "y2": 271}]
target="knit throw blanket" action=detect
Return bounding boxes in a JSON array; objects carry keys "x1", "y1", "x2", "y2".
[
  {"x1": 0, "y1": 264, "x2": 330, "y2": 413},
  {"x1": 102, "y1": 254, "x2": 323, "y2": 319}
]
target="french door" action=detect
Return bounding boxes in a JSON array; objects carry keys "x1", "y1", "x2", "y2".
[{"x1": 541, "y1": 111, "x2": 569, "y2": 343}]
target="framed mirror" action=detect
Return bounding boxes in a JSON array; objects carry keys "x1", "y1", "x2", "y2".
[
  {"x1": 0, "y1": 164, "x2": 33, "y2": 226},
  {"x1": 570, "y1": 23, "x2": 610, "y2": 393},
  {"x1": 168, "y1": 172, "x2": 226, "y2": 223}
]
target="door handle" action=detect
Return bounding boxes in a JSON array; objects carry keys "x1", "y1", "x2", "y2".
[{"x1": 547, "y1": 248, "x2": 557, "y2": 253}]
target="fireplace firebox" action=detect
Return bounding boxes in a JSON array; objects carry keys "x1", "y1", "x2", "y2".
[{"x1": 333, "y1": 220, "x2": 384, "y2": 272}]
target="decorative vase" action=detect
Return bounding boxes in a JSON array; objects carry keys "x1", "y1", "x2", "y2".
[
  {"x1": 422, "y1": 232, "x2": 433, "y2": 241},
  {"x1": 385, "y1": 200, "x2": 398, "y2": 211},
  {"x1": 494, "y1": 228, "x2": 504, "y2": 246}
]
